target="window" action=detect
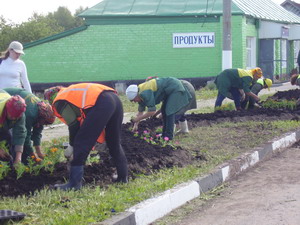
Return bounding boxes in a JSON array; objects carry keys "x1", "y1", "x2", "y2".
[
  {"x1": 281, "y1": 39, "x2": 287, "y2": 69},
  {"x1": 246, "y1": 37, "x2": 256, "y2": 69}
]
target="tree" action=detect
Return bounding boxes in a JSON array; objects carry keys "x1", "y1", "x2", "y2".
[
  {"x1": 0, "y1": 6, "x2": 86, "y2": 52},
  {"x1": 0, "y1": 16, "x2": 18, "y2": 52}
]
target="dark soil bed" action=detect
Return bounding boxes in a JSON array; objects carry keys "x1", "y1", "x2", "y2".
[{"x1": 1, "y1": 89, "x2": 300, "y2": 198}]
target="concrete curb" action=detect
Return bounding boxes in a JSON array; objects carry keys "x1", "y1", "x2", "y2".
[{"x1": 98, "y1": 129, "x2": 300, "y2": 225}]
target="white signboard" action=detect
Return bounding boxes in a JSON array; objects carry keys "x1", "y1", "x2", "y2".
[{"x1": 173, "y1": 32, "x2": 215, "y2": 48}]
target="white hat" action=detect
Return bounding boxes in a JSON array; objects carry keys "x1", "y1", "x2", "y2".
[
  {"x1": 8, "y1": 41, "x2": 25, "y2": 55},
  {"x1": 126, "y1": 85, "x2": 138, "y2": 100}
]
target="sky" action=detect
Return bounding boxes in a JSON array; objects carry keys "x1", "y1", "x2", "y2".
[
  {"x1": 0, "y1": 0, "x2": 102, "y2": 24},
  {"x1": 0, "y1": 0, "x2": 294, "y2": 24}
]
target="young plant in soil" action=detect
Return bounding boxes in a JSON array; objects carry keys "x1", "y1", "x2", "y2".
[
  {"x1": 0, "y1": 141, "x2": 11, "y2": 180},
  {"x1": 1, "y1": 118, "x2": 299, "y2": 225},
  {"x1": 262, "y1": 99, "x2": 297, "y2": 110},
  {"x1": 0, "y1": 161, "x2": 10, "y2": 180}
]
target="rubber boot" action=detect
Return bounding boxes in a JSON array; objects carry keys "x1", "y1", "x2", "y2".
[
  {"x1": 114, "y1": 176, "x2": 128, "y2": 183},
  {"x1": 177, "y1": 120, "x2": 189, "y2": 134},
  {"x1": 54, "y1": 166, "x2": 84, "y2": 191}
]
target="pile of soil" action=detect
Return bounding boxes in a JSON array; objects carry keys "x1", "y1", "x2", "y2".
[{"x1": 1, "y1": 89, "x2": 300, "y2": 198}]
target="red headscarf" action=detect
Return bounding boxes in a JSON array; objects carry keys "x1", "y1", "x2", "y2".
[{"x1": 5, "y1": 95, "x2": 26, "y2": 120}]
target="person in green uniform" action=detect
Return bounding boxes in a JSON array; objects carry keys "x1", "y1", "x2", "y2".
[
  {"x1": 4, "y1": 88, "x2": 55, "y2": 164},
  {"x1": 214, "y1": 67, "x2": 263, "y2": 110},
  {"x1": 125, "y1": 77, "x2": 194, "y2": 140},
  {"x1": 175, "y1": 80, "x2": 197, "y2": 134},
  {"x1": 0, "y1": 89, "x2": 26, "y2": 163},
  {"x1": 144, "y1": 77, "x2": 197, "y2": 134},
  {"x1": 290, "y1": 73, "x2": 300, "y2": 108},
  {"x1": 241, "y1": 78, "x2": 272, "y2": 109}
]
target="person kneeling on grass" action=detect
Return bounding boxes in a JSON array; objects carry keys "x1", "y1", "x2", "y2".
[{"x1": 44, "y1": 83, "x2": 128, "y2": 191}]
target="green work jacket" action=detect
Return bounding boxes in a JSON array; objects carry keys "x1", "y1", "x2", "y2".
[
  {"x1": 137, "y1": 77, "x2": 192, "y2": 116},
  {"x1": 215, "y1": 69, "x2": 253, "y2": 98},
  {"x1": 4, "y1": 88, "x2": 43, "y2": 153}
]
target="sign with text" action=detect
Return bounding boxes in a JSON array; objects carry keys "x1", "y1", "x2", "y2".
[{"x1": 173, "y1": 32, "x2": 215, "y2": 48}]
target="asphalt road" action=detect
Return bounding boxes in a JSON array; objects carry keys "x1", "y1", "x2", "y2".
[{"x1": 154, "y1": 145, "x2": 300, "y2": 225}]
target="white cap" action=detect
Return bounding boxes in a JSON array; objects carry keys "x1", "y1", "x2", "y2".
[
  {"x1": 8, "y1": 41, "x2": 25, "y2": 55},
  {"x1": 126, "y1": 85, "x2": 138, "y2": 100}
]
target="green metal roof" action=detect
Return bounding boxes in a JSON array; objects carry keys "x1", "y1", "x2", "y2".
[{"x1": 79, "y1": 0, "x2": 300, "y2": 23}]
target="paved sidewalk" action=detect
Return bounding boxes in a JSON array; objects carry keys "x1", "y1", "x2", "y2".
[{"x1": 161, "y1": 145, "x2": 300, "y2": 225}]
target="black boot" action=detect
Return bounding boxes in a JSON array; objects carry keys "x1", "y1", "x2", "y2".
[{"x1": 54, "y1": 166, "x2": 84, "y2": 191}]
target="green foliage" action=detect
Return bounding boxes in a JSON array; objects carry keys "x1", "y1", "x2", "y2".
[
  {"x1": 86, "y1": 153, "x2": 100, "y2": 166},
  {"x1": 262, "y1": 99, "x2": 297, "y2": 110},
  {"x1": 214, "y1": 102, "x2": 236, "y2": 111},
  {"x1": 0, "y1": 161, "x2": 10, "y2": 180},
  {"x1": 1, "y1": 138, "x2": 67, "y2": 180},
  {"x1": 14, "y1": 163, "x2": 28, "y2": 180},
  {"x1": 26, "y1": 156, "x2": 44, "y2": 176},
  {"x1": 0, "y1": 6, "x2": 86, "y2": 51},
  {"x1": 0, "y1": 141, "x2": 11, "y2": 180},
  {"x1": 0, "y1": 140, "x2": 9, "y2": 155}
]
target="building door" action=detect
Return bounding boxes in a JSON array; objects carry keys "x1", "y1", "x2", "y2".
[
  {"x1": 259, "y1": 39, "x2": 290, "y2": 82},
  {"x1": 259, "y1": 39, "x2": 274, "y2": 80}
]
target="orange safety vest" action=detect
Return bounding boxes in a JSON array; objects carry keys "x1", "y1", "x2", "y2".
[{"x1": 53, "y1": 83, "x2": 115, "y2": 144}]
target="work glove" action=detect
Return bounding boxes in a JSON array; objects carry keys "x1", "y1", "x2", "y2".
[
  {"x1": 255, "y1": 101, "x2": 262, "y2": 108},
  {"x1": 64, "y1": 145, "x2": 74, "y2": 159}
]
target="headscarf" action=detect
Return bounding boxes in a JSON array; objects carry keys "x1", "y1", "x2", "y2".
[
  {"x1": 290, "y1": 74, "x2": 299, "y2": 85},
  {"x1": 44, "y1": 86, "x2": 63, "y2": 104},
  {"x1": 145, "y1": 76, "x2": 158, "y2": 81},
  {"x1": 36, "y1": 101, "x2": 55, "y2": 127},
  {"x1": 5, "y1": 95, "x2": 26, "y2": 120},
  {"x1": 251, "y1": 67, "x2": 263, "y2": 78},
  {"x1": 126, "y1": 85, "x2": 138, "y2": 101}
]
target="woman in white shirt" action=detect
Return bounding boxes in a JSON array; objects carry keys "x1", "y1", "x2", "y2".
[{"x1": 0, "y1": 41, "x2": 32, "y2": 93}]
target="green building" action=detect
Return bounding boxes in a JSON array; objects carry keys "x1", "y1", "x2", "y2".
[{"x1": 23, "y1": 0, "x2": 300, "y2": 91}]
